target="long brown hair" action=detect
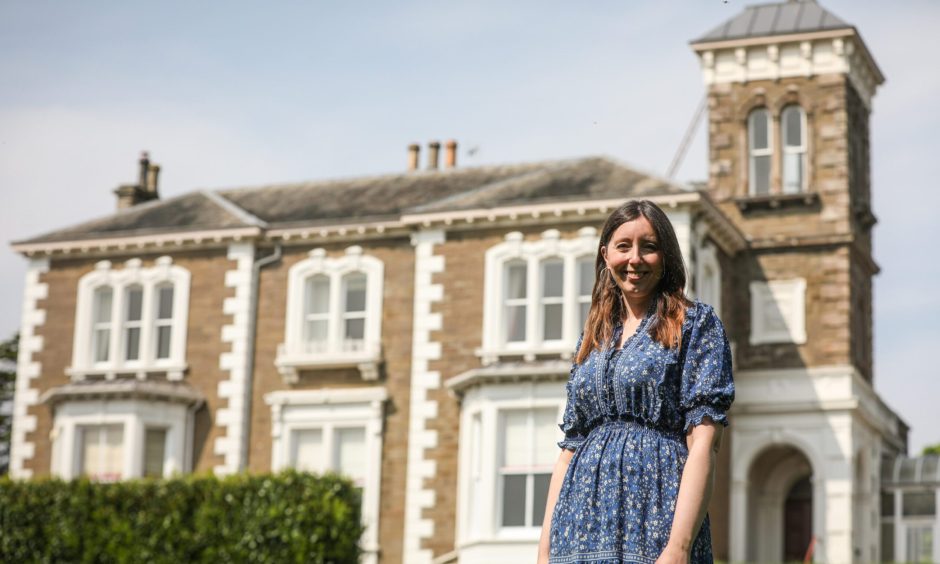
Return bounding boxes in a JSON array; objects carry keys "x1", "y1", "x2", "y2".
[{"x1": 574, "y1": 200, "x2": 691, "y2": 363}]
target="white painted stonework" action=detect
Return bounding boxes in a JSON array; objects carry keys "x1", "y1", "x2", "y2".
[
  {"x1": 403, "y1": 229, "x2": 445, "y2": 564},
  {"x1": 214, "y1": 242, "x2": 255, "y2": 475},
  {"x1": 729, "y1": 365, "x2": 904, "y2": 563},
  {"x1": 695, "y1": 33, "x2": 881, "y2": 109},
  {"x1": 9, "y1": 257, "x2": 49, "y2": 478}
]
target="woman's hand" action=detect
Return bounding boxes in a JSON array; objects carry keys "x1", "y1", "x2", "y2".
[{"x1": 655, "y1": 542, "x2": 690, "y2": 564}]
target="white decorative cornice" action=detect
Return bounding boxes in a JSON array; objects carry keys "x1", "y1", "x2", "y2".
[{"x1": 693, "y1": 31, "x2": 883, "y2": 110}]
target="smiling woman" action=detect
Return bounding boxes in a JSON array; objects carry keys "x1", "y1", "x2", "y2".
[{"x1": 537, "y1": 200, "x2": 734, "y2": 564}]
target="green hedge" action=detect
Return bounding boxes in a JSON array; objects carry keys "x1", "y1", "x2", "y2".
[{"x1": 0, "y1": 470, "x2": 363, "y2": 563}]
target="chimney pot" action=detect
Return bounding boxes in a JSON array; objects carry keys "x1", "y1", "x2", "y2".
[
  {"x1": 407, "y1": 143, "x2": 421, "y2": 171},
  {"x1": 138, "y1": 151, "x2": 150, "y2": 190},
  {"x1": 427, "y1": 141, "x2": 441, "y2": 170},
  {"x1": 444, "y1": 140, "x2": 457, "y2": 168}
]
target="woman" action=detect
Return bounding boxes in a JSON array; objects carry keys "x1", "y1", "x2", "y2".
[{"x1": 537, "y1": 200, "x2": 734, "y2": 564}]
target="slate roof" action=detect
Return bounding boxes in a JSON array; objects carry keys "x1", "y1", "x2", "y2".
[
  {"x1": 692, "y1": 0, "x2": 852, "y2": 44},
  {"x1": 14, "y1": 156, "x2": 688, "y2": 245}
]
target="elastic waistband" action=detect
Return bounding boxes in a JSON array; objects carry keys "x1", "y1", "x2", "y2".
[{"x1": 594, "y1": 418, "x2": 685, "y2": 443}]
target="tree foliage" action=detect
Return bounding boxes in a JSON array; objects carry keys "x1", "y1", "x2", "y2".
[{"x1": 0, "y1": 333, "x2": 18, "y2": 476}]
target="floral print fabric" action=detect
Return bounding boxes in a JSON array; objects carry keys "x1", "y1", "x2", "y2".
[{"x1": 550, "y1": 301, "x2": 734, "y2": 564}]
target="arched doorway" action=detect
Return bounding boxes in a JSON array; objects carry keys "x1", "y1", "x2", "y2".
[{"x1": 747, "y1": 445, "x2": 814, "y2": 563}]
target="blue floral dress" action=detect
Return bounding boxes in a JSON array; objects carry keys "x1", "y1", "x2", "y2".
[{"x1": 549, "y1": 301, "x2": 734, "y2": 564}]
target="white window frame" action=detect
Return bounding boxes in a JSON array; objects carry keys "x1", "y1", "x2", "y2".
[
  {"x1": 481, "y1": 228, "x2": 598, "y2": 363},
  {"x1": 69, "y1": 257, "x2": 191, "y2": 380},
  {"x1": 454, "y1": 380, "x2": 566, "y2": 562},
  {"x1": 781, "y1": 105, "x2": 808, "y2": 194},
  {"x1": 748, "y1": 107, "x2": 773, "y2": 196},
  {"x1": 49, "y1": 398, "x2": 191, "y2": 481},
  {"x1": 265, "y1": 387, "x2": 387, "y2": 564},
  {"x1": 121, "y1": 285, "x2": 144, "y2": 363},
  {"x1": 749, "y1": 278, "x2": 807, "y2": 345},
  {"x1": 693, "y1": 239, "x2": 722, "y2": 319},
  {"x1": 276, "y1": 246, "x2": 384, "y2": 383}
]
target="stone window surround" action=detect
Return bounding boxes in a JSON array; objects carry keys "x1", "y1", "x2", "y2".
[
  {"x1": 454, "y1": 379, "x2": 565, "y2": 555},
  {"x1": 693, "y1": 239, "x2": 722, "y2": 319},
  {"x1": 276, "y1": 246, "x2": 384, "y2": 383},
  {"x1": 49, "y1": 397, "x2": 191, "y2": 481},
  {"x1": 745, "y1": 100, "x2": 811, "y2": 198},
  {"x1": 69, "y1": 257, "x2": 190, "y2": 381},
  {"x1": 749, "y1": 278, "x2": 807, "y2": 345},
  {"x1": 265, "y1": 386, "x2": 387, "y2": 564},
  {"x1": 480, "y1": 227, "x2": 598, "y2": 364}
]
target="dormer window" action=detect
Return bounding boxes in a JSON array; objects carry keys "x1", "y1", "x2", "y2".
[
  {"x1": 748, "y1": 107, "x2": 772, "y2": 196},
  {"x1": 276, "y1": 246, "x2": 384, "y2": 383}
]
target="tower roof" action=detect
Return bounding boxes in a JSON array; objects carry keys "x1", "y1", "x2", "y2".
[{"x1": 693, "y1": 0, "x2": 852, "y2": 44}]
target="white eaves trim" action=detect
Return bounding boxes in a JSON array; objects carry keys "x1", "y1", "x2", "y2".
[{"x1": 11, "y1": 227, "x2": 263, "y2": 257}]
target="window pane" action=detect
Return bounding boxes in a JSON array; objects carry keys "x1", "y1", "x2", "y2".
[
  {"x1": 143, "y1": 428, "x2": 166, "y2": 478},
  {"x1": 305, "y1": 276, "x2": 330, "y2": 315},
  {"x1": 543, "y1": 303, "x2": 563, "y2": 340},
  {"x1": 541, "y1": 260, "x2": 563, "y2": 298},
  {"x1": 783, "y1": 153, "x2": 803, "y2": 194},
  {"x1": 881, "y1": 492, "x2": 894, "y2": 517},
  {"x1": 577, "y1": 258, "x2": 594, "y2": 295},
  {"x1": 156, "y1": 326, "x2": 172, "y2": 359},
  {"x1": 343, "y1": 273, "x2": 367, "y2": 313},
  {"x1": 157, "y1": 286, "x2": 174, "y2": 319},
  {"x1": 125, "y1": 327, "x2": 140, "y2": 361},
  {"x1": 503, "y1": 411, "x2": 528, "y2": 467},
  {"x1": 749, "y1": 109, "x2": 769, "y2": 149},
  {"x1": 501, "y1": 474, "x2": 526, "y2": 526},
  {"x1": 345, "y1": 318, "x2": 365, "y2": 341},
  {"x1": 506, "y1": 262, "x2": 527, "y2": 300},
  {"x1": 335, "y1": 427, "x2": 366, "y2": 484},
  {"x1": 783, "y1": 107, "x2": 803, "y2": 147},
  {"x1": 291, "y1": 429, "x2": 323, "y2": 472},
  {"x1": 534, "y1": 409, "x2": 559, "y2": 466},
  {"x1": 752, "y1": 155, "x2": 771, "y2": 195},
  {"x1": 93, "y1": 288, "x2": 113, "y2": 323},
  {"x1": 902, "y1": 491, "x2": 936, "y2": 517},
  {"x1": 532, "y1": 473, "x2": 551, "y2": 526},
  {"x1": 881, "y1": 522, "x2": 894, "y2": 561},
  {"x1": 906, "y1": 525, "x2": 933, "y2": 563},
  {"x1": 579, "y1": 302, "x2": 590, "y2": 330},
  {"x1": 81, "y1": 425, "x2": 123, "y2": 482},
  {"x1": 305, "y1": 319, "x2": 328, "y2": 345},
  {"x1": 506, "y1": 305, "x2": 526, "y2": 342},
  {"x1": 93, "y1": 328, "x2": 110, "y2": 363},
  {"x1": 125, "y1": 287, "x2": 143, "y2": 321}
]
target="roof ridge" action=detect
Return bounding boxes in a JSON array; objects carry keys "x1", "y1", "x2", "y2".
[{"x1": 200, "y1": 190, "x2": 269, "y2": 228}]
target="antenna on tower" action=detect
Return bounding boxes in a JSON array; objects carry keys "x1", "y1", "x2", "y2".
[{"x1": 666, "y1": 94, "x2": 708, "y2": 181}]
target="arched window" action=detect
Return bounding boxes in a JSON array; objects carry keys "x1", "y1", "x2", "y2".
[
  {"x1": 91, "y1": 286, "x2": 114, "y2": 364},
  {"x1": 341, "y1": 272, "x2": 368, "y2": 349},
  {"x1": 539, "y1": 258, "x2": 564, "y2": 342},
  {"x1": 122, "y1": 285, "x2": 143, "y2": 362},
  {"x1": 153, "y1": 283, "x2": 175, "y2": 360},
  {"x1": 781, "y1": 105, "x2": 807, "y2": 194},
  {"x1": 503, "y1": 260, "x2": 528, "y2": 344},
  {"x1": 303, "y1": 275, "x2": 330, "y2": 352},
  {"x1": 748, "y1": 108, "x2": 772, "y2": 196}
]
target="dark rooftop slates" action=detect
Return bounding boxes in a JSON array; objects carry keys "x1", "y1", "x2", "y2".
[{"x1": 692, "y1": 0, "x2": 852, "y2": 44}]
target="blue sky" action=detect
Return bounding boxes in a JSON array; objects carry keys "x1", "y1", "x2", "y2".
[{"x1": 1, "y1": 0, "x2": 938, "y2": 453}]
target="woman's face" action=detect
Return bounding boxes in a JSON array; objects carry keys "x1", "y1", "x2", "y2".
[{"x1": 601, "y1": 216, "x2": 664, "y2": 303}]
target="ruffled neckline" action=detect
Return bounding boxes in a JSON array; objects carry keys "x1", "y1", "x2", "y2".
[{"x1": 610, "y1": 300, "x2": 657, "y2": 353}]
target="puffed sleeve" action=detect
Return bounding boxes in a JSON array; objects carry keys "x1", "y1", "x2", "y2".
[
  {"x1": 558, "y1": 332, "x2": 588, "y2": 451},
  {"x1": 679, "y1": 304, "x2": 735, "y2": 434}
]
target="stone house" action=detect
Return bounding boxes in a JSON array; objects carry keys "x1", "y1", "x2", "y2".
[{"x1": 10, "y1": 1, "x2": 928, "y2": 562}]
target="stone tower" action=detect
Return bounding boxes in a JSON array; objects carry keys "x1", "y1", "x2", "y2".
[{"x1": 691, "y1": 2, "x2": 906, "y2": 562}]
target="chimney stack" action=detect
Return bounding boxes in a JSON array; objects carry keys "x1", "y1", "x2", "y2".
[
  {"x1": 444, "y1": 140, "x2": 457, "y2": 168},
  {"x1": 114, "y1": 150, "x2": 161, "y2": 210},
  {"x1": 427, "y1": 141, "x2": 440, "y2": 170},
  {"x1": 407, "y1": 143, "x2": 421, "y2": 171}
]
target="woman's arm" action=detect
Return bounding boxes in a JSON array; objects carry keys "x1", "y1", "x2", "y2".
[
  {"x1": 537, "y1": 448, "x2": 575, "y2": 564},
  {"x1": 656, "y1": 419, "x2": 723, "y2": 564}
]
